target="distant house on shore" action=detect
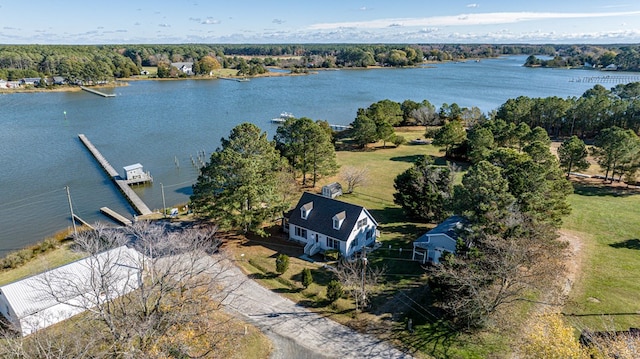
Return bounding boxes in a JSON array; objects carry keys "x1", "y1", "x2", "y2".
[
  {"x1": 20, "y1": 78, "x2": 41, "y2": 86},
  {"x1": 171, "y1": 62, "x2": 194, "y2": 75},
  {"x1": 52, "y1": 76, "x2": 65, "y2": 85},
  {"x1": 0, "y1": 246, "x2": 144, "y2": 336}
]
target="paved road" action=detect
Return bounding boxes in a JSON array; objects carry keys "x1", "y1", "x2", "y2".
[{"x1": 217, "y1": 257, "x2": 413, "y2": 359}]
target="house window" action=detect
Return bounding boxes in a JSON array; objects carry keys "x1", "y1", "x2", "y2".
[
  {"x1": 301, "y1": 202, "x2": 313, "y2": 219},
  {"x1": 295, "y1": 226, "x2": 307, "y2": 239},
  {"x1": 333, "y1": 211, "x2": 346, "y2": 230},
  {"x1": 366, "y1": 228, "x2": 374, "y2": 240},
  {"x1": 357, "y1": 218, "x2": 367, "y2": 229},
  {"x1": 326, "y1": 237, "x2": 340, "y2": 250},
  {"x1": 353, "y1": 237, "x2": 359, "y2": 247}
]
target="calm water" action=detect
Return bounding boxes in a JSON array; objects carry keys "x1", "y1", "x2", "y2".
[{"x1": 1, "y1": 55, "x2": 636, "y2": 254}]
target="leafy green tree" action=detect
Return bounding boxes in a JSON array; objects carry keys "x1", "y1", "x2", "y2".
[
  {"x1": 431, "y1": 120, "x2": 467, "y2": 157},
  {"x1": 558, "y1": 136, "x2": 590, "y2": 178},
  {"x1": 194, "y1": 55, "x2": 221, "y2": 75},
  {"x1": 366, "y1": 99, "x2": 403, "y2": 127},
  {"x1": 191, "y1": 123, "x2": 288, "y2": 236},
  {"x1": 467, "y1": 126, "x2": 495, "y2": 163},
  {"x1": 393, "y1": 156, "x2": 454, "y2": 222},
  {"x1": 275, "y1": 254, "x2": 289, "y2": 275},
  {"x1": 301, "y1": 268, "x2": 313, "y2": 289},
  {"x1": 274, "y1": 117, "x2": 338, "y2": 187},
  {"x1": 376, "y1": 121, "x2": 395, "y2": 148},
  {"x1": 593, "y1": 126, "x2": 640, "y2": 182},
  {"x1": 326, "y1": 280, "x2": 343, "y2": 303},
  {"x1": 452, "y1": 161, "x2": 515, "y2": 227},
  {"x1": 351, "y1": 111, "x2": 378, "y2": 148}
]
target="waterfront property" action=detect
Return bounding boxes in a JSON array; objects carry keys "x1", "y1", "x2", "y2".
[
  {"x1": 284, "y1": 192, "x2": 378, "y2": 258},
  {"x1": 412, "y1": 215, "x2": 468, "y2": 264},
  {"x1": 0, "y1": 246, "x2": 144, "y2": 336}
]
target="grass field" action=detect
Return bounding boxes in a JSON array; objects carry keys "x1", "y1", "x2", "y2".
[{"x1": 561, "y1": 181, "x2": 640, "y2": 331}]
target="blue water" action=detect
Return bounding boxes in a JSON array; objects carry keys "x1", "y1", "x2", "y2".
[{"x1": 0, "y1": 55, "x2": 636, "y2": 253}]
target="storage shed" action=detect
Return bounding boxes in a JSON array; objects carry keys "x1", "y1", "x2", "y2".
[{"x1": 0, "y1": 246, "x2": 144, "y2": 336}]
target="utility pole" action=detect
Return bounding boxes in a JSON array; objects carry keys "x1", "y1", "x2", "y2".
[
  {"x1": 361, "y1": 246, "x2": 368, "y2": 309},
  {"x1": 161, "y1": 183, "x2": 166, "y2": 218},
  {"x1": 65, "y1": 186, "x2": 77, "y2": 237}
]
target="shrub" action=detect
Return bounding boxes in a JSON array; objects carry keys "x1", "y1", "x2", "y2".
[
  {"x1": 302, "y1": 268, "x2": 313, "y2": 288},
  {"x1": 275, "y1": 254, "x2": 289, "y2": 276},
  {"x1": 324, "y1": 249, "x2": 340, "y2": 261},
  {"x1": 326, "y1": 280, "x2": 343, "y2": 303}
]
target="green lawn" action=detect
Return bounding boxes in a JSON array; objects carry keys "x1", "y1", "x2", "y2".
[
  {"x1": 0, "y1": 244, "x2": 84, "y2": 286},
  {"x1": 562, "y1": 183, "x2": 640, "y2": 330}
]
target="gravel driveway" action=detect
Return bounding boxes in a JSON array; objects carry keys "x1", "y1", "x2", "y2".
[{"x1": 217, "y1": 257, "x2": 413, "y2": 359}]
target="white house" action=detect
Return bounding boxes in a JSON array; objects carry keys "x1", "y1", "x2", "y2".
[
  {"x1": 170, "y1": 62, "x2": 194, "y2": 75},
  {"x1": 0, "y1": 246, "x2": 145, "y2": 336},
  {"x1": 412, "y1": 216, "x2": 467, "y2": 264},
  {"x1": 285, "y1": 192, "x2": 378, "y2": 258}
]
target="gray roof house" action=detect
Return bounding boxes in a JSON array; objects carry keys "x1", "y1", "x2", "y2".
[
  {"x1": 170, "y1": 62, "x2": 194, "y2": 75},
  {"x1": 412, "y1": 216, "x2": 467, "y2": 264},
  {"x1": 0, "y1": 246, "x2": 144, "y2": 336},
  {"x1": 286, "y1": 192, "x2": 378, "y2": 258}
]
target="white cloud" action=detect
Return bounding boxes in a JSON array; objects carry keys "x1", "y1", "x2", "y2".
[
  {"x1": 308, "y1": 11, "x2": 640, "y2": 30},
  {"x1": 201, "y1": 18, "x2": 220, "y2": 25},
  {"x1": 466, "y1": 3, "x2": 479, "y2": 8},
  {"x1": 158, "y1": 23, "x2": 171, "y2": 28}
]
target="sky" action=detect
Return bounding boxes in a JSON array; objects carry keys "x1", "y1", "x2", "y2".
[{"x1": 1, "y1": 1, "x2": 640, "y2": 44}]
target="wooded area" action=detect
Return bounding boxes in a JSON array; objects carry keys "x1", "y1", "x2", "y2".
[{"x1": 2, "y1": 43, "x2": 640, "y2": 83}]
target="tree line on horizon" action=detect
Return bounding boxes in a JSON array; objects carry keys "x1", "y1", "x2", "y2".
[{"x1": 2, "y1": 43, "x2": 640, "y2": 83}]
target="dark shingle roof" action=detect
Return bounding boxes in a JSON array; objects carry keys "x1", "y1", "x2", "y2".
[
  {"x1": 288, "y1": 192, "x2": 376, "y2": 241},
  {"x1": 415, "y1": 215, "x2": 467, "y2": 244}
]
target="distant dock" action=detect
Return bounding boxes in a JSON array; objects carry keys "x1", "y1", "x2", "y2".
[
  {"x1": 570, "y1": 75, "x2": 640, "y2": 84},
  {"x1": 78, "y1": 134, "x2": 152, "y2": 216},
  {"x1": 218, "y1": 77, "x2": 250, "y2": 82},
  {"x1": 80, "y1": 86, "x2": 116, "y2": 97}
]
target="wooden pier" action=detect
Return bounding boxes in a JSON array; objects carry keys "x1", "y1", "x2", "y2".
[
  {"x1": 80, "y1": 86, "x2": 116, "y2": 97},
  {"x1": 100, "y1": 207, "x2": 133, "y2": 226},
  {"x1": 78, "y1": 134, "x2": 152, "y2": 216},
  {"x1": 72, "y1": 214, "x2": 95, "y2": 230}
]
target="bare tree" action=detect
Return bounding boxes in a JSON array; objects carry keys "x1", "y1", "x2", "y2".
[
  {"x1": 6, "y1": 221, "x2": 243, "y2": 358},
  {"x1": 410, "y1": 106, "x2": 441, "y2": 126},
  {"x1": 340, "y1": 166, "x2": 369, "y2": 194},
  {"x1": 334, "y1": 254, "x2": 384, "y2": 313}
]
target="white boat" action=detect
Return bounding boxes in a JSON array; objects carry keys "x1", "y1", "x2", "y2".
[{"x1": 271, "y1": 112, "x2": 295, "y2": 123}]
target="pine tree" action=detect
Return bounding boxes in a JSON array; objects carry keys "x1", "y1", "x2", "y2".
[{"x1": 191, "y1": 123, "x2": 288, "y2": 236}]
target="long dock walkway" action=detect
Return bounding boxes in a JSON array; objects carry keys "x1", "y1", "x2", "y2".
[
  {"x1": 80, "y1": 86, "x2": 116, "y2": 97},
  {"x1": 78, "y1": 134, "x2": 152, "y2": 216}
]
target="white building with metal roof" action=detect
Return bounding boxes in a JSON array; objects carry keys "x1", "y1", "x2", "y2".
[{"x1": 0, "y1": 246, "x2": 145, "y2": 336}]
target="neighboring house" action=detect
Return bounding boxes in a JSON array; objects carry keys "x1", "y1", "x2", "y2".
[
  {"x1": 52, "y1": 76, "x2": 65, "y2": 85},
  {"x1": 321, "y1": 182, "x2": 343, "y2": 199},
  {"x1": 20, "y1": 77, "x2": 41, "y2": 86},
  {"x1": 285, "y1": 192, "x2": 378, "y2": 258},
  {"x1": 0, "y1": 246, "x2": 144, "y2": 336},
  {"x1": 170, "y1": 62, "x2": 194, "y2": 75},
  {"x1": 412, "y1": 215, "x2": 467, "y2": 264}
]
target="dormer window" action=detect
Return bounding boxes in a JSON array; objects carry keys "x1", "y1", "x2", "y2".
[
  {"x1": 333, "y1": 211, "x2": 346, "y2": 230},
  {"x1": 301, "y1": 202, "x2": 313, "y2": 220}
]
